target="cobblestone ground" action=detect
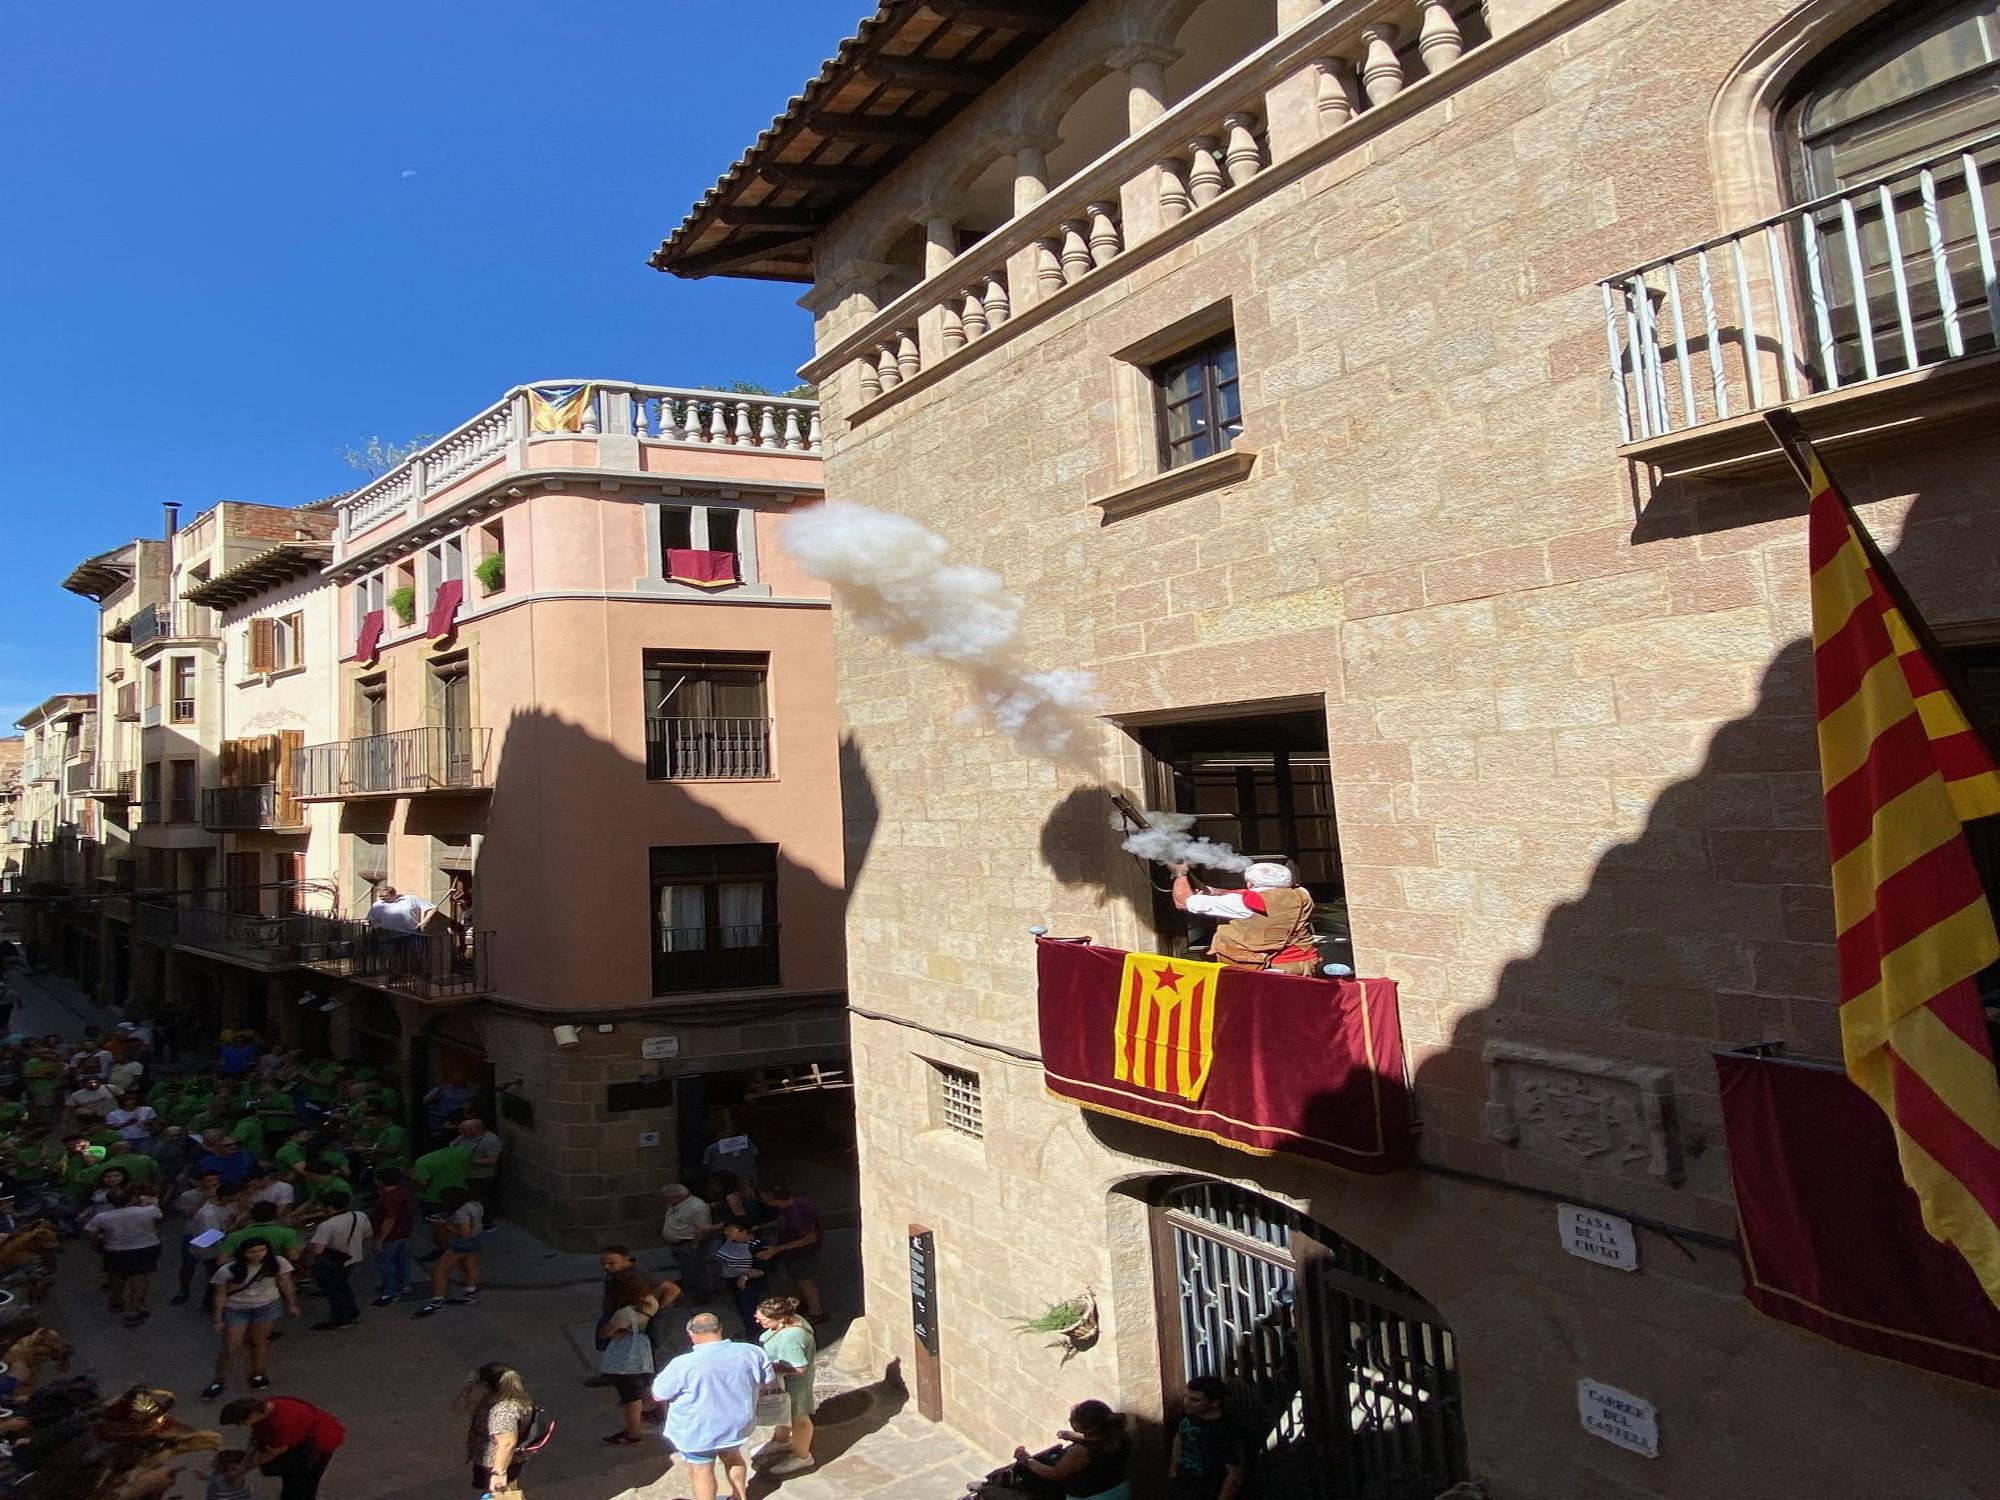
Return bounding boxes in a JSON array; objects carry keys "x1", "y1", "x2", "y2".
[{"x1": 21, "y1": 969, "x2": 994, "y2": 1500}]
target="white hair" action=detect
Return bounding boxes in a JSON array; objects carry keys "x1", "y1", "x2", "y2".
[{"x1": 1244, "y1": 862, "x2": 1294, "y2": 890}]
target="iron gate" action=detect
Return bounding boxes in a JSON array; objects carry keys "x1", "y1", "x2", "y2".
[{"x1": 1154, "y1": 1180, "x2": 1468, "y2": 1500}]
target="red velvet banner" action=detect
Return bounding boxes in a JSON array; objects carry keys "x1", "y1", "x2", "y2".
[
  {"x1": 1716, "y1": 1050, "x2": 2000, "y2": 1390},
  {"x1": 426, "y1": 578, "x2": 464, "y2": 641},
  {"x1": 354, "y1": 608, "x2": 384, "y2": 665},
  {"x1": 668, "y1": 547, "x2": 738, "y2": 585},
  {"x1": 1035, "y1": 938, "x2": 1415, "y2": 1174}
]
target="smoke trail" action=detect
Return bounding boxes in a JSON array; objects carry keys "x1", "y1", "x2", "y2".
[
  {"x1": 783, "y1": 501, "x2": 1102, "y2": 761},
  {"x1": 1116, "y1": 810, "x2": 1254, "y2": 872}
]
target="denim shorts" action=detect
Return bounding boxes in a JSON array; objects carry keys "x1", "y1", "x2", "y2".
[
  {"x1": 225, "y1": 1301, "x2": 284, "y2": 1327},
  {"x1": 449, "y1": 1236, "x2": 481, "y2": 1254}
]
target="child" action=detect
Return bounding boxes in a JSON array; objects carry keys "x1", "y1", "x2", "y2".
[
  {"x1": 206, "y1": 1449, "x2": 253, "y2": 1500},
  {"x1": 713, "y1": 1220, "x2": 766, "y2": 1334}
]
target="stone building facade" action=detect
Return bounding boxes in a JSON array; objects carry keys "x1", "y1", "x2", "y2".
[{"x1": 663, "y1": 1, "x2": 2000, "y2": 1495}]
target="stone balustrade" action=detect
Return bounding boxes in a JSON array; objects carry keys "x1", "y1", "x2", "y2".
[
  {"x1": 808, "y1": 0, "x2": 1491, "y2": 413},
  {"x1": 337, "y1": 381, "x2": 821, "y2": 542}
]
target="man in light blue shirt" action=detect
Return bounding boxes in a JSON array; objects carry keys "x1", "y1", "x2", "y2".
[{"x1": 650, "y1": 1312, "x2": 774, "y2": 1500}]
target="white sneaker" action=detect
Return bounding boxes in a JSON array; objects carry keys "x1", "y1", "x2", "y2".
[{"x1": 768, "y1": 1456, "x2": 815, "y2": 1476}]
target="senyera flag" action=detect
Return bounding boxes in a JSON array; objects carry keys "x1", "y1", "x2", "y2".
[
  {"x1": 1035, "y1": 937, "x2": 1414, "y2": 1174},
  {"x1": 1772, "y1": 408, "x2": 2000, "y2": 1306}
]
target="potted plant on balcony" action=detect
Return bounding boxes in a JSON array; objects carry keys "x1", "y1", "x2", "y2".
[
  {"x1": 387, "y1": 584, "x2": 417, "y2": 626},
  {"x1": 474, "y1": 552, "x2": 505, "y2": 595}
]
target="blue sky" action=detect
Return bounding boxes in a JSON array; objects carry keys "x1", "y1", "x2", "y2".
[{"x1": 0, "y1": 1, "x2": 846, "y2": 723}]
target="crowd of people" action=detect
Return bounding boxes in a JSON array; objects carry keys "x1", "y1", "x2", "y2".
[{"x1": 0, "y1": 977, "x2": 837, "y2": 1500}]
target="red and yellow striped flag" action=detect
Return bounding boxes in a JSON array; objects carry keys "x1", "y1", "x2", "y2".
[{"x1": 1801, "y1": 425, "x2": 2000, "y2": 1305}]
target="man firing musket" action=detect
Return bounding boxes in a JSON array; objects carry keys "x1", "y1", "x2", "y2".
[{"x1": 1167, "y1": 859, "x2": 1318, "y2": 975}]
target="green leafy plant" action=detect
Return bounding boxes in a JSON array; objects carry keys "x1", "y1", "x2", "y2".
[
  {"x1": 341, "y1": 434, "x2": 437, "y2": 478},
  {"x1": 387, "y1": 585, "x2": 417, "y2": 625},
  {"x1": 474, "y1": 553, "x2": 505, "y2": 594},
  {"x1": 1012, "y1": 1293, "x2": 1100, "y2": 1364},
  {"x1": 1012, "y1": 1297, "x2": 1088, "y2": 1335}
]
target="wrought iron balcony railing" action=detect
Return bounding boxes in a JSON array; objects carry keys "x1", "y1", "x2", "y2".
[
  {"x1": 1600, "y1": 131, "x2": 2000, "y2": 444},
  {"x1": 201, "y1": 783, "x2": 303, "y2": 830},
  {"x1": 86, "y1": 764, "x2": 136, "y2": 801},
  {"x1": 293, "y1": 726, "x2": 492, "y2": 799},
  {"x1": 652, "y1": 924, "x2": 781, "y2": 995},
  {"x1": 294, "y1": 915, "x2": 490, "y2": 996},
  {"x1": 644, "y1": 717, "x2": 773, "y2": 780}
]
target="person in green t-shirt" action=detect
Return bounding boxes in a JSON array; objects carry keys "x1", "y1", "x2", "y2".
[
  {"x1": 297, "y1": 1149, "x2": 352, "y2": 1203},
  {"x1": 229, "y1": 1112, "x2": 267, "y2": 1160},
  {"x1": 272, "y1": 1127, "x2": 315, "y2": 1180},
  {"x1": 412, "y1": 1144, "x2": 468, "y2": 1201},
  {"x1": 356, "y1": 1104, "x2": 409, "y2": 1167},
  {"x1": 220, "y1": 1206, "x2": 303, "y2": 1260}
]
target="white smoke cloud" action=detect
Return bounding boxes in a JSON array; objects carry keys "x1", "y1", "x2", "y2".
[
  {"x1": 783, "y1": 501, "x2": 1102, "y2": 761},
  {"x1": 1116, "y1": 810, "x2": 1254, "y2": 872}
]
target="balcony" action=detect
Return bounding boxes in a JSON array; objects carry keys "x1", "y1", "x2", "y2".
[
  {"x1": 1600, "y1": 133, "x2": 2000, "y2": 474},
  {"x1": 86, "y1": 764, "x2": 136, "y2": 802},
  {"x1": 645, "y1": 717, "x2": 773, "y2": 780},
  {"x1": 202, "y1": 783, "x2": 303, "y2": 831},
  {"x1": 792, "y1": 0, "x2": 1497, "y2": 427},
  {"x1": 130, "y1": 601, "x2": 215, "y2": 655},
  {"x1": 336, "y1": 381, "x2": 821, "y2": 543},
  {"x1": 140, "y1": 902, "x2": 307, "y2": 969},
  {"x1": 1033, "y1": 936, "x2": 1415, "y2": 1174},
  {"x1": 114, "y1": 684, "x2": 139, "y2": 721},
  {"x1": 296, "y1": 916, "x2": 490, "y2": 997},
  {"x1": 653, "y1": 924, "x2": 781, "y2": 995},
  {"x1": 292, "y1": 726, "x2": 492, "y2": 800},
  {"x1": 63, "y1": 761, "x2": 94, "y2": 796}
]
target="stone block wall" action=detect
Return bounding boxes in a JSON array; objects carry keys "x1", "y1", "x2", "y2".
[{"x1": 811, "y1": 0, "x2": 2000, "y2": 1494}]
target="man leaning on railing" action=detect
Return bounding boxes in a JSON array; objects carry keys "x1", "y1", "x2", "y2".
[{"x1": 364, "y1": 884, "x2": 446, "y2": 977}]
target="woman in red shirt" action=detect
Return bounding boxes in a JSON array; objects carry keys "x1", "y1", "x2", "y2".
[{"x1": 220, "y1": 1395, "x2": 346, "y2": 1500}]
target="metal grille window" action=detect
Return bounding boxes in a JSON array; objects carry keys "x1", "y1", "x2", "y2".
[
  {"x1": 1154, "y1": 334, "x2": 1242, "y2": 470},
  {"x1": 930, "y1": 1062, "x2": 983, "y2": 1138}
]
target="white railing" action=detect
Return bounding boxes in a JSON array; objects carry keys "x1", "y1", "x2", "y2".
[
  {"x1": 342, "y1": 462, "x2": 421, "y2": 538},
  {"x1": 805, "y1": 0, "x2": 1490, "y2": 403},
  {"x1": 1600, "y1": 133, "x2": 2000, "y2": 444},
  {"x1": 424, "y1": 404, "x2": 516, "y2": 491},
  {"x1": 337, "y1": 381, "x2": 822, "y2": 543},
  {"x1": 614, "y1": 385, "x2": 821, "y2": 453}
]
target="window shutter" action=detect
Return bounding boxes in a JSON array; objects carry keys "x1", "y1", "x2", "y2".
[
  {"x1": 286, "y1": 612, "x2": 305, "y2": 668},
  {"x1": 248, "y1": 618, "x2": 275, "y2": 673}
]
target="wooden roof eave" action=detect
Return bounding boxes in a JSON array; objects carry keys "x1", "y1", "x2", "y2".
[{"x1": 651, "y1": 0, "x2": 1092, "y2": 281}]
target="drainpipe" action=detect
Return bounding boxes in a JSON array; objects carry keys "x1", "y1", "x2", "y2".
[{"x1": 161, "y1": 503, "x2": 180, "y2": 621}]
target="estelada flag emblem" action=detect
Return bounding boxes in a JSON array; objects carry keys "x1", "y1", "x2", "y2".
[{"x1": 1113, "y1": 953, "x2": 1223, "y2": 1102}]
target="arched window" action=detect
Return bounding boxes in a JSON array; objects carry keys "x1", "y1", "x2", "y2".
[
  {"x1": 1783, "y1": 1, "x2": 2000, "y2": 372},
  {"x1": 1152, "y1": 1179, "x2": 1469, "y2": 1499}
]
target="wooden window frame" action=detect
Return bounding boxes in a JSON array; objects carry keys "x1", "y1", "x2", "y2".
[{"x1": 1152, "y1": 332, "x2": 1243, "y2": 472}]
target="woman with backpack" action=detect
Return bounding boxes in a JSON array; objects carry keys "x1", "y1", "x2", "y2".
[
  {"x1": 204, "y1": 1238, "x2": 302, "y2": 1398},
  {"x1": 460, "y1": 1361, "x2": 541, "y2": 1497}
]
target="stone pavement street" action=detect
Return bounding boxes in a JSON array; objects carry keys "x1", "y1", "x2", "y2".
[
  {"x1": 50, "y1": 1239, "x2": 988, "y2": 1500},
  {"x1": 23, "y1": 967, "x2": 997, "y2": 1500}
]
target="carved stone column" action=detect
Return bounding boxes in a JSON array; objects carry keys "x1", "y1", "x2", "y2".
[{"x1": 1109, "y1": 40, "x2": 1183, "y2": 248}]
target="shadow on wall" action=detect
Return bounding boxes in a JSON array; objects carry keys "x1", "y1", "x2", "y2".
[
  {"x1": 839, "y1": 732, "x2": 879, "y2": 905},
  {"x1": 476, "y1": 705, "x2": 850, "y2": 1011},
  {"x1": 1040, "y1": 784, "x2": 1157, "y2": 932}
]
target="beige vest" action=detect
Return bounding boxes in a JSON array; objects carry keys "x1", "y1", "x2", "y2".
[{"x1": 1209, "y1": 886, "x2": 1316, "y2": 969}]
